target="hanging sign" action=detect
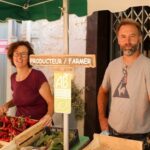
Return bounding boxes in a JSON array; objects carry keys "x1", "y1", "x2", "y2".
[
  {"x1": 54, "y1": 71, "x2": 72, "y2": 114},
  {"x1": 30, "y1": 54, "x2": 96, "y2": 68}
]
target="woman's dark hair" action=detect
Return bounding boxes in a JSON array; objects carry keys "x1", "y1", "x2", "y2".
[{"x1": 7, "y1": 41, "x2": 34, "y2": 67}]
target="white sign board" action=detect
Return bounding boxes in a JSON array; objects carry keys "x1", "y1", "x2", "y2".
[
  {"x1": 30, "y1": 54, "x2": 96, "y2": 68},
  {"x1": 54, "y1": 72, "x2": 72, "y2": 114}
]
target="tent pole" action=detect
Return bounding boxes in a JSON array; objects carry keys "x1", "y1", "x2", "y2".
[
  {"x1": 26, "y1": 21, "x2": 31, "y2": 42},
  {"x1": 63, "y1": 0, "x2": 69, "y2": 150},
  {"x1": 63, "y1": 0, "x2": 69, "y2": 54}
]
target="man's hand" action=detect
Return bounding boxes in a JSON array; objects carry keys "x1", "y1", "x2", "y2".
[
  {"x1": 100, "y1": 130, "x2": 110, "y2": 136},
  {"x1": 100, "y1": 117, "x2": 109, "y2": 131}
]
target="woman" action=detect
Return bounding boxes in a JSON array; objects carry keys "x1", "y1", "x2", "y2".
[{"x1": 0, "y1": 41, "x2": 54, "y2": 126}]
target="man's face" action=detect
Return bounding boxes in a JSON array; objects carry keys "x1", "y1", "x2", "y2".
[{"x1": 117, "y1": 24, "x2": 142, "y2": 56}]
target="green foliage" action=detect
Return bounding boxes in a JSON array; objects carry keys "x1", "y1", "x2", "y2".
[
  {"x1": 71, "y1": 81, "x2": 85, "y2": 120},
  {"x1": 33, "y1": 130, "x2": 77, "y2": 150}
]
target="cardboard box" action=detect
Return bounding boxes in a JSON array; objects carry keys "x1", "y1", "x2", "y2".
[{"x1": 83, "y1": 134, "x2": 143, "y2": 150}]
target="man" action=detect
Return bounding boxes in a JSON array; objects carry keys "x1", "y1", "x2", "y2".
[{"x1": 97, "y1": 18, "x2": 150, "y2": 149}]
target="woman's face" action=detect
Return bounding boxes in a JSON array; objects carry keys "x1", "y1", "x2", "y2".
[{"x1": 13, "y1": 45, "x2": 29, "y2": 69}]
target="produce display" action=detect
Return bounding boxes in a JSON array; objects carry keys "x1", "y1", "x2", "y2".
[
  {"x1": 0, "y1": 115, "x2": 38, "y2": 142},
  {"x1": 21, "y1": 127, "x2": 79, "y2": 150}
]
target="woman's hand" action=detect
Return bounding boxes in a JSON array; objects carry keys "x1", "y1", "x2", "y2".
[
  {"x1": 40, "y1": 114, "x2": 53, "y2": 127},
  {"x1": 0, "y1": 103, "x2": 9, "y2": 116}
]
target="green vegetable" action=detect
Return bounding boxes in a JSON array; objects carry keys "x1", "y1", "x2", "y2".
[{"x1": 33, "y1": 130, "x2": 77, "y2": 149}]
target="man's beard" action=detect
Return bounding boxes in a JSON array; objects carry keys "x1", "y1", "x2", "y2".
[{"x1": 121, "y1": 44, "x2": 139, "y2": 56}]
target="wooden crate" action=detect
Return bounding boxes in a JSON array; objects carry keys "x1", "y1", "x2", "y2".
[
  {"x1": 0, "y1": 141, "x2": 8, "y2": 149},
  {"x1": 0, "y1": 121, "x2": 44, "y2": 150},
  {"x1": 83, "y1": 134, "x2": 143, "y2": 150}
]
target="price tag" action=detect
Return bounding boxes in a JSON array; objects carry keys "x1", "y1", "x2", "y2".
[{"x1": 54, "y1": 71, "x2": 72, "y2": 114}]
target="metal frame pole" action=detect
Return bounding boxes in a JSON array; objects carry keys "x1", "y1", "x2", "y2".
[{"x1": 63, "y1": 0, "x2": 69, "y2": 150}]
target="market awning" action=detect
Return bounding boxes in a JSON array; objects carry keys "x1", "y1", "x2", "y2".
[
  {"x1": 88, "y1": 0, "x2": 150, "y2": 15},
  {"x1": 1, "y1": 0, "x2": 85, "y2": 21},
  {"x1": 0, "y1": 0, "x2": 149, "y2": 21}
]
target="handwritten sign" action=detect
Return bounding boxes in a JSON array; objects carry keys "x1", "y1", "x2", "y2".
[
  {"x1": 30, "y1": 54, "x2": 96, "y2": 68},
  {"x1": 54, "y1": 72, "x2": 72, "y2": 114}
]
